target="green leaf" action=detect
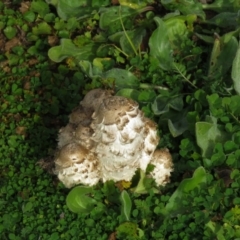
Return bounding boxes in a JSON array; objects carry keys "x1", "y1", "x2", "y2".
[
  {"x1": 196, "y1": 119, "x2": 230, "y2": 158},
  {"x1": 120, "y1": 28, "x2": 146, "y2": 55},
  {"x1": 164, "y1": 15, "x2": 194, "y2": 49},
  {"x1": 66, "y1": 186, "x2": 96, "y2": 214},
  {"x1": 168, "y1": 116, "x2": 188, "y2": 137},
  {"x1": 48, "y1": 39, "x2": 97, "y2": 62},
  {"x1": 30, "y1": 0, "x2": 50, "y2": 17},
  {"x1": 102, "y1": 68, "x2": 139, "y2": 89},
  {"x1": 161, "y1": 0, "x2": 205, "y2": 19},
  {"x1": 209, "y1": 36, "x2": 238, "y2": 79},
  {"x1": 79, "y1": 60, "x2": 101, "y2": 78},
  {"x1": 116, "y1": 88, "x2": 140, "y2": 101},
  {"x1": 202, "y1": 0, "x2": 240, "y2": 13},
  {"x1": 23, "y1": 11, "x2": 36, "y2": 22},
  {"x1": 232, "y1": 39, "x2": 240, "y2": 95},
  {"x1": 194, "y1": 33, "x2": 214, "y2": 44},
  {"x1": 99, "y1": 6, "x2": 138, "y2": 35},
  {"x1": 120, "y1": 190, "x2": 132, "y2": 222},
  {"x1": 149, "y1": 17, "x2": 173, "y2": 70},
  {"x1": 205, "y1": 12, "x2": 240, "y2": 28},
  {"x1": 164, "y1": 167, "x2": 207, "y2": 216},
  {"x1": 3, "y1": 26, "x2": 17, "y2": 39},
  {"x1": 206, "y1": 221, "x2": 226, "y2": 240},
  {"x1": 22, "y1": 202, "x2": 33, "y2": 213},
  {"x1": 32, "y1": 22, "x2": 52, "y2": 35},
  {"x1": 47, "y1": 0, "x2": 94, "y2": 20},
  {"x1": 152, "y1": 95, "x2": 183, "y2": 115}
]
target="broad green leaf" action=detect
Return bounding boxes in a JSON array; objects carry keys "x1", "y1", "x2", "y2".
[
  {"x1": 232, "y1": 40, "x2": 240, "y2": 95},
  {"x1": 3, "y1": 26, "x2": 17, "y2": 39},
  {"x1": 99, "y1": 6, "x2": 138, "y2": 34},
  {"x1": 194, "y1": 33, "x2": 214, "y2": 44},
  {"x1": 120, "y1": 190, "x2": 132, "y2": 221},
  {"x1": 48, "y1": 39, "x2": 97, "y2": 62},
  {"x1": 66, "y1": 186, "x2": 96, "y2": 214},
  {"x1": 161, "y1": 0, "x2": 205, "y2": 19},
  {"x1": 102, "y1": 68, "x2": 139, "y2": 89},
  {"x1": 206, "y1": 12, "x2": 239, "y2": 28},
  {"x1": 168, "y1": 117, "x2": 188, "y2": 137},
  {"x1": 120, "y1": 28, "x2": 146, "y2": 55},
  {"x1": 208, "y1": 35, "x2": 221, "y2": 78},
  {"x1": 32, "y1": 22, "x2": 52, "y2": 35},
  {"x1": 164, "y1": 16, "x2": 193, "y2": 49},
  {"x1": 152, "y1": 95, "x2": 183, "y2": 115},
  {"x1": 149, "y1": 17, "x2": 173, "y2": 70},
  {"x1": 202, "y1": 0, "x2": 240, "y2": 13},
  {"x1": 30, "y1": 0, "x2": 50, "y2": 17},
  {"x1": 209, "y1": 36, "x2": 238, "y2": 79},
  {"x1": 23, "y1": 11, "x2": 36, "y2": 22},
  {"x1": 164, "y1": 167, "x2": 207, "y2": 215},
  {"x1": 116, "y1": 88, "x2": 140, "y2": 101},
  {"x1": 196, "y1": 120, "x2": 229, "y2": 158},
  {"x1": 46, "y1": 0, "x2": 94, "y2": 20}
]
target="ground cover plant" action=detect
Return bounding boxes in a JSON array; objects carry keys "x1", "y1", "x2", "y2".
[{"x1": 1, "y1": 0, "x2": 240, "y2": 239}]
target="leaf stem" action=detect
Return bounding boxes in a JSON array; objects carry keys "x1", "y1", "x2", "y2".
[
  {"x1": 119, "y1": 6, "x2": 138, "y2": 56},
  {"x1": 140, "y1": 83, "x2": 169, "y2": 91},
  {"x1": 173, "y1": 62, "x2": 197, "y2": 89}
]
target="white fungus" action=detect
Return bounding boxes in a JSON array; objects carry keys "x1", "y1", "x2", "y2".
[{"x1": 54, "y1": 89, "x2": 173, "y2": 188}]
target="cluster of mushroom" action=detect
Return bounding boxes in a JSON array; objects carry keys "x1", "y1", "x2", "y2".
[{"x1": 54, "y1": 89, "x2": 173, "y2": 188}]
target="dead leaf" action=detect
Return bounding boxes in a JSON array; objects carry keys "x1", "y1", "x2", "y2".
[
  {"x1": 48, "y1": 35, "x2": 59, "y2": 46},
  {"x1": 5, "y1": 37, "x2": 20, "y2": 52},
  {"x1": 19, "y1": 1, "x2": 31, "y2": 13},
  {"x1": 108, "y1": 232, "x2": 116, "y2": 240},
  {"x1": 28, "y1": 58, "x2": 39, "y2": 66},
  {"x1": 15, "y1": 126, "x2": 27, "y2": 137}
]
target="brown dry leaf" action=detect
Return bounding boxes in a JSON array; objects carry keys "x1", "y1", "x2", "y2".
[
  {"x1": 111, "y1": 0, "x2": 119, "y2": 5},
  {"x1": 5, "y1": 37, "x2": 21, "y2": 52},
  {"x1": 48, "y1": 35, "x2": 59, "y2": 46},
  {"x1": 29, "y1": 70, "x2": 40, "y2": 77},
  {"x1": 15, "y1": 126, "x2": 27, "y2": 137},
  {"x1": 215, "y1": 168, "x2": 233, "y2": 187},
  {"x1": 19, "y1": 1, "x2": 31, "y2": 13},
  {"x1": 28, "y1": 58, "x2": 39, "y2": 66},
  {"x1": 3, "y1": 66, "x2": 11, "y2": 73},
  {"x1": 108, "y1": 232, "x2": 116, "y2": 240},
  {"x1": 0, "y1": 37, "x2": 5, "y2": 51},
  {"x1": 37, "y1": 157, "x2": 55, "y2": 174},
  {"x1": 23, "y1": 81, "x2": 31, "y2": 90}
]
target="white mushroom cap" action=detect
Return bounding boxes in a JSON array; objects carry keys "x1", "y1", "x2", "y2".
[
  {"x1": 80, "y1": 89, "x2": 113, "y2": 113},
  {"x1": 54, "y1": 142, "x2": 100, "y2": 188},
  {"x1": 149, "y1": 148, "x2": 173, "y2": 186},
  {"x1": 57, "y1": 123, "x2": 75, "y2": 148},
  {"x1": 91, "y1": 96, "x2": 159, "y2": 182},
  {"x1": 74, "y1": 124, "x2": 95, "y2": 150},
  {"x1": 69, "y1": 105, "x2": 91, "y2": 126},
  {"x1": 55, "y1": 142, "x2": 89, "y2": 168}
]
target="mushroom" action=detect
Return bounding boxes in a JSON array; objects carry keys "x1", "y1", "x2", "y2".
[
  {"x1": 149, "y1": 148, "x2": 173, "y2": 186},
  {"x1": 53, "y1": 89, "x2": 173, "y2": 188},
  {"x1": 54, "y1": 142, "x2": 100, "y2": 188},
  {"x1": 57, "y1": 123, "x2": 76, "y2": 148},
  {"x1": 80, "y1": 88, "x2": 114, "y2": 113},
  {"x1": 91, "y1": 96, "x2": 159, "y2": 182}
]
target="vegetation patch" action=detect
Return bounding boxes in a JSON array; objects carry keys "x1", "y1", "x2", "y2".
[{"x1": 1, "y1": 0, "x2": 240, "y2": 239}]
